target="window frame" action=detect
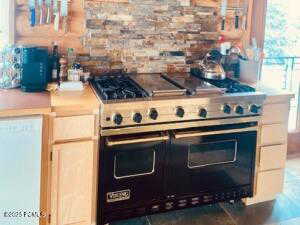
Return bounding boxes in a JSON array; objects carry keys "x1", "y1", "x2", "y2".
[{"x1": 8, "y1": 0, "x2": 16, "y2": 44}]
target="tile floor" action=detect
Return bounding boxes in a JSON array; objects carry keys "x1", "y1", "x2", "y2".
[{"x1": 111, "y1": 153, "x2": 300, "y2": 225}]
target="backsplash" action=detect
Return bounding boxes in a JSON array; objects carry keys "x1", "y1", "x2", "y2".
[{"x1": 83, "y1": 0, "x2": 220, "y2": 74}]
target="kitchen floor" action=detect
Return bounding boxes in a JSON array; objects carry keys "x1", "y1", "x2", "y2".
[{"x1": 111, "y1": 153, "x2": 300, "y2": 225}]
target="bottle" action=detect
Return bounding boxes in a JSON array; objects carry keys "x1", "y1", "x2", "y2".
[
  {"x1": 67, "y1": 48, "x2": 76, "y2": 69},
  {"x1": 59, "y1": 56, "x2": 68, "y2": 83},
  {"x1": 51, "y1": 42, "x2": 60, "y2": 82}
]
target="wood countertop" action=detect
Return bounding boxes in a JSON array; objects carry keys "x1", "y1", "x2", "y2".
[
  {"x1": 51, "y1": 85, "x2": 100, "y2": 116},
  {"x1": 0, "y1": 85, "x2": 100, "y2": 118},
  {"x1": 256, "y1": 84, "x2": 295, "y2": 104},
  {"x1": 0, "y1": 89, "x2": 51, "y2": 117}
]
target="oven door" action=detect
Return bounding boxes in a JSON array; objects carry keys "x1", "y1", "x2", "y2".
[
  {"x1": 166, "y1": 122, "x2": 258, "y2": 198},
  {"x1": 101, "y1": 132, "x2": 168, "y2": 213}
]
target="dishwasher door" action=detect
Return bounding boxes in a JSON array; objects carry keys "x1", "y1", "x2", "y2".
[{"x1": 0, "y1": 116, "x2": 43, "y2": 225}]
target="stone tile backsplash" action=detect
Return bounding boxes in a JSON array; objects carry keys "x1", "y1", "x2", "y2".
[{"x1": 83, "y1": 0, "x2": 219, "y2": 74}]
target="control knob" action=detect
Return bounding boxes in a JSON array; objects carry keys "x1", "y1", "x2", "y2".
[
  {"x1": 133, "y1": 112, "x2": 143, "y2": 123},
  {"x1": 113, "y1": 113, "x2": 123, "y2": 125},
  {"x1": 235, "y1": 105, "x2": 244, "y2": 115},
  {"x1": 250, "y1": 104, "x2": 261, "y2": 114},
  {"x1": 176, "y1": 107, "x2": 185, "y2": 118},
  {"x1": 222, "y1": 104, "x2": 231, "y2": 114},
  {"x1": 199, "y1": 108, "x2": 207, "y2": 118},
  {"x1": 149, "y1": 108, "x2": 158, "y2": 120}
]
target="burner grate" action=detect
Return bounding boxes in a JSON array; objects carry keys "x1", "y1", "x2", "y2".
[{"x1": 92, "y1": 75, "x2": 148, "y2": 101}]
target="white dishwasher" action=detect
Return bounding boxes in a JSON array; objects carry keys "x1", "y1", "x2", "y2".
[{"x1": 0, "y1": 116, "x2": 43, "y2": 225}]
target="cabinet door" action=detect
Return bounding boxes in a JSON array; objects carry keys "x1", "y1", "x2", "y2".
[{"x1": 51, "y1": 141, "x2": 94, "y2": 225}]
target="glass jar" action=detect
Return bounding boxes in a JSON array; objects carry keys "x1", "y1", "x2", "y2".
[{"x1": 0, "y1": 45, "x2": 21, "y2": 89}]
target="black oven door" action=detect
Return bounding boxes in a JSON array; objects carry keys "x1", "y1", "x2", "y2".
[
  {"x1": 166, "y1": 122, "x2": 257, "y2": 199},
  {"x1": 100, "y1": 132, "x2": 168, "y2": 216}
]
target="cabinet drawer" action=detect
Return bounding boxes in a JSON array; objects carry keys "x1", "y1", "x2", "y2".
[
  {"x1": 262, "y1": 103, "x2": 289, "y2": 124},
  {"x1": 260, "y1": 124, "x2": 287, "y2": 146},
  {"x1": 244, "y1": 169, "x2": 284, "y2": 205},
  {"x1": 260, "y1": 145, "x2": 287, "y2": 171},
  {"x1": 53, "y1": 115, "x2": 95, "y2": 141},
  {"x1": 256, "y1": 169, "x2": 284, "y2": 200}
]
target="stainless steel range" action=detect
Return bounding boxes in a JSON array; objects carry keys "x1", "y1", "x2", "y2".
[{"x1": 91, "y1": 73, "x2": 266, "y2": 225}]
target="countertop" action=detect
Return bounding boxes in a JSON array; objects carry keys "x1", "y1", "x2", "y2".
[
  {"x1": 0, "y1": 89, "x2": 51, "y2": 117},
  {"x1": 51, "y1": 84, "x2": 100, "y2": 116},
  {"x1": 0, "y1": 85, "x2": 100, "y2": 118},
  {"x1": 255, "y1": 84, "x2": 295, "y2": 104}
]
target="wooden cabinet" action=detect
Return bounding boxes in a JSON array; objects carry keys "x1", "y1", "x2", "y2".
[
  {"x1": 259, "y1": 144, "x2": 287, "y2": 171},
  {"x1": 53, "y1": 115, "x2": 95, "y2": 142},
  {"x1": 260, "y1": 123, "x2": 288, "y2": 146},
  {"x1": 244, "y1": 97, "x2": 291, "y2": 205},
  {"x1": 245, "y1": 169, "x2": 285, "y2": 205},
  {"x1": 51, "y1": 141, "x2": 94, "y2": 225},
  {"x1": 261, "y1": 103, "x2": 289, "y2": 124},
  {"x1": 50, "y1": 112, "x2": 99, "y2": 225}
]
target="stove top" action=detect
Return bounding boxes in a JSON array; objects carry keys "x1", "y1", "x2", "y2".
[
  {"x1": 92, "y1": 75, "x2": 148, "y2": 101},
  {"x1": 92, "y1": 73, "x2": 256, "y2": 102},
  {"x1": 92, "y1": 73, "x2": 265, "y2": 129}
]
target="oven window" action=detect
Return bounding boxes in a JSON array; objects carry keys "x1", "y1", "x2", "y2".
[
  {"x1": 114, "y1": 150, "x2": 155, "y2": 179},
  {"x1": 188, "y1": 140, "x2": 237, "y2": 168}
]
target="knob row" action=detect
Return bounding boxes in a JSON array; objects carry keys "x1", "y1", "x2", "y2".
[
  {"x1": 113, "y1": 104, "x2": 261, "y2": 125},
  {"x1": 113, "y1": 109, "x2": 158, "y2": 125},
  {"x1": 223, "y1": 104, "x2": 261, "y2": 115},
  {"x1": 177, "y1": 107, "x2": 207, "y2": 118}
]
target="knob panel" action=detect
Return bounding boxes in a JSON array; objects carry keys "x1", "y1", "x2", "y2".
[
  {"x1": 133, "y1": 112, "x2": 143, "y2": 123},
  {"x1": 176, "y1": 107, "x2": 185, "y2": 118},
  {"x1": 113, "y1": 113, "x2": 123, "y2": 125}
]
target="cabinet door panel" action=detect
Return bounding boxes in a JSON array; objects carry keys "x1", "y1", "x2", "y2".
[
  {"x1": 259, "y1": 145, "x2": 287, "y2": 171},
  {"x1": 53, "y1": 115, "x2": 95, "y2": 142},
  {"x1": 244, "y1": 169, "x2": 284, "y2": 205},
  {"x1": 260, "y1": 124, "x2": 287, "y2": 146},
  {"x1": 52, "y1": 141, "x2": 94, "y2": 225},
  {"x1": 262, "y1": 103, "x2": 289, "y2": 124}
]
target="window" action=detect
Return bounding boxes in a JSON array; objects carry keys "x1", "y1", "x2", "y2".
[
  {"x1": 114, "y1": 149, "x2": 155, "y2": 179},
  {"x1": 260, "y1": 0, "x2": 300, "y2": 131},
  {"x1": 0, "y1": 1, "x2": 15, "y2": 48},
  {"x1": 188, "y1": 140, "x2": 237, "y2": 168}
]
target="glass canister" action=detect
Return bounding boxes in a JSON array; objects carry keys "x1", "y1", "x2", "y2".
[{"x1": 0, "y1": 45, "x2": 22, "y2": 89}]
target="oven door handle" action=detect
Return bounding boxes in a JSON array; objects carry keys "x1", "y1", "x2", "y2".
[
  {"x1": 174, "y1": 127, "x2": 257, "y2": 139},
  {"x1": 106, "y1": 135, "x2": 169, "y2": 146}
]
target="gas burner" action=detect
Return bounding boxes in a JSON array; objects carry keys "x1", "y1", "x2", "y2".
[
  {"x1": 92, "y1": 75, "x2": 148, "y2": 101},
  {"x1": 201, "y1": 78, "x2": 256, "y2": 93}
]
